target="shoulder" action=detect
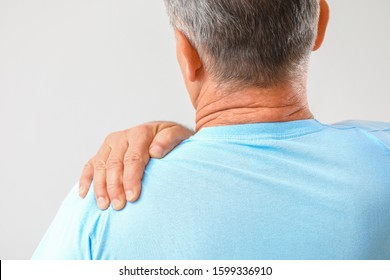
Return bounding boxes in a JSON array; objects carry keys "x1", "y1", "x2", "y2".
[
  {"x1": 32, "y1": 182, "x2": 104, "y2": 259},
  {"x1": 330, "y1": 120, "x2": 390, "y2": 149},
  {"x1": 324, "y1": 120, "x2": 390, "y2": 149},
  {"x1": 53, "y1": 182, "x2": 108, "y2": 249},
  {"x1": 332, "y1": 120, "x2": 390, "y2": 131}
]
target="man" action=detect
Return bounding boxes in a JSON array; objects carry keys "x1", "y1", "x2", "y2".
[{"x1": 33, "y1": 0, "x2": 390, "y2": 259}]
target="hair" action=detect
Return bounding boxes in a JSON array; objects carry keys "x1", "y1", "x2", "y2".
[{"x1": 163, "y1": 0, "x2": 320, "y2": 88}]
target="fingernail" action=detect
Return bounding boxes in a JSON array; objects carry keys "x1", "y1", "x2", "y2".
[
  {"x1": 150, "y1": 145, "x2": 164, "y2": 158},
  {"x1": 111, "y1": 199, "x2": 122, "y2": 210},
  {"x1": 97, "y1": 197, "x2": 107, "y2": 209},
  {"x1": 126, "y1": 190, "x2": 134, "y2": 201}
]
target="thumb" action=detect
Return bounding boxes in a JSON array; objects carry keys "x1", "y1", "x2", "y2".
[{"x1": 149, "y1": 126, "x2": 194, "y2": 158}]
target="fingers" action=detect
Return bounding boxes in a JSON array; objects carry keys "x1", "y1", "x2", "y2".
[
  {"x1": 92, "y1": 142, "x2": 111, "y2": 210},
  {"x1": 79, "y1": 160, "x2": 94, "y2": 198},
  {"x1": 123, "y1": 126, "x2": 155, "y2": 202},
  {"x1": 77, "y1": 122, "x2": 194, "y2": 211},
  {"x1": 149, "y1": 125, "x2": 194, "y2": 158},
  {"x1": 105, "y1": 133, "x2": 129, "y2": 210},
  {"x1": 122, "y1": 123, "x2": 194, "y2": 203}
]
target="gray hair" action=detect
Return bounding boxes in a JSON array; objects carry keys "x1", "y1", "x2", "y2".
[{"x1": 163, "y1": 0, "x2": 320, "y2": 88}]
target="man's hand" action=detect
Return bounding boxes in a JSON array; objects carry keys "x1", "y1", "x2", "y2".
[{"x1": 79, "y1": 122, "x2": 194, "y2": 210}]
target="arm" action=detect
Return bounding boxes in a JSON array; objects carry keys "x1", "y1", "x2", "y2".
[
  {"x1": 33, "y1": 121, "x2": 193, "y2": 259},
  {"x1": 32, "y1": 183, "x2": 94, "y2": 259},
  {"x1": 79, "y1": 121, "x2": 194, "y2": 210}
]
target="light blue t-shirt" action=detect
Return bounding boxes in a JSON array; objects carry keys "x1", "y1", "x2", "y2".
[{"x1": 32, "y1": 120, "x2": 390, "y2": 259}]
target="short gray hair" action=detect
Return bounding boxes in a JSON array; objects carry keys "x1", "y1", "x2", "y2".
[{"x1": 163, "y1": 0, "x2": 320, "y2": 88}]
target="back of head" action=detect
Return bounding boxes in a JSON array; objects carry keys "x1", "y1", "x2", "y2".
[{"x1": 164, "y1": 0, "x2": 320, "y2": 88}]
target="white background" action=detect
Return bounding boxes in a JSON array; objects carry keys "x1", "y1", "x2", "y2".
[{"x1": 0, "y1": 0, "x2": 389, "y2": 259}]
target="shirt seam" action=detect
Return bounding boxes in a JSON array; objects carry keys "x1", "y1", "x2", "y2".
[
  {"x1": 192, "y1": 127, "x2": 325, "y2": 141},
  {"x1": 78, "y1": 214, "x2": 97, "y2": 260}
]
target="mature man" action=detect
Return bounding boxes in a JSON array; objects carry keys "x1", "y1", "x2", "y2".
[{"x1": 33, "y1": 0, "x2": 390, "y2": 259}]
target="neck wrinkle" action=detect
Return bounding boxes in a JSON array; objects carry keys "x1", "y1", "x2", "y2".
[{"x1": 194, "y1": 81, "x2": 313, "y2": 132}]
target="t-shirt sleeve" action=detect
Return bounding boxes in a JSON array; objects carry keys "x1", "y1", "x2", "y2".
[
  {"x1": 31, "y1": 182, "x2": 95, "y2": 260},
  {"x1": 334, "y1": 120, "x2": 390, "y2": 149}
]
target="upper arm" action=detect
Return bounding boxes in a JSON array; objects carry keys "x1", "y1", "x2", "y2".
[{"x1": 32, "y1": 183, "x2": 95, "y2": 260}]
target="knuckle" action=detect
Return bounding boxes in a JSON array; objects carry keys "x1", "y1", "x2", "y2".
[
  {"x1": 80, "y1": 170, "x2": 91, "y2": 180},
  {"x1": 97, "y1": 142, "x2": 111, "y2": 156},
  {"x1": 106, "y1": 182, "x2": 118, "y2": 192},
  {"x1": 107, "y1": 132, "x2": 128, "y2": 149},
  {"x1": 124, "y1": 152, "x2": 144, "y2": 166},
  {"x1": 94, "y1": 159, "x2": 106, "y2": 171},
  {"x1": 83, "y1": 162, "x2": 93, "y2": 170},
  {"x1": 93, "y1": 181, "x2": 104, "y2": 189},
  {"x1": 129, "y1": 125, "x2": 150, "y2": 138},
  {"x1": 105, "y1": 131, "x2": 122, "y2": 143},
  {"x1": 93, "y1": 181, "x2": 107, "y2": 195},
  {"x1": 104, "y1": 132, "x2": 115, "y2": 142},
  {"x1": 164, "y1": 131, "x2": 177, "y2": 143},
  {"x1": 105, "y1": 157, "x2": 123, "y2": 170},
  {"x1": 123, "y1": 175, "x2": 141, "y2": 184}
]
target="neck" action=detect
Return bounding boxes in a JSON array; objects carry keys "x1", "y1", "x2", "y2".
[{"x1": 194, "y1": 79, "x2": 313, "y2": 132}]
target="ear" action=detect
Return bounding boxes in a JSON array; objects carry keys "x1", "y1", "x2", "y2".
[
  {"x1": 313, "y1": 0, "x2": 330, "y2": 51},
  {"x1": 175, "y1": 30, "x2": 203, "y2": 82}
]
